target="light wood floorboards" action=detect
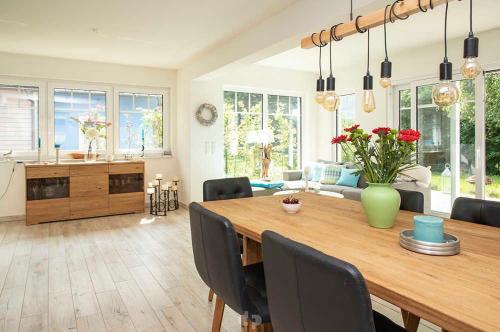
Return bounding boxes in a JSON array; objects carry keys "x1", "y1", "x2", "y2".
[{"x1": 0, "y1": 209, "x2": 439, "y2": 332}]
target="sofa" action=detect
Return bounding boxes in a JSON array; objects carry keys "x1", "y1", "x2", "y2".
[{"x1": 282, "y1": 162, "x2": 431, "y2": 214}]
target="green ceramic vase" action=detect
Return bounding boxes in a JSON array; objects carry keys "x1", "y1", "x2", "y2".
[{"x1": 361, "y1": 183, "x2": 401, "y2": 229}]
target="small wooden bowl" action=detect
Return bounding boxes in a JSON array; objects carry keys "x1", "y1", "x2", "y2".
[{"x1": 68, "y1": 152, "x2": 84, "y2": 160}]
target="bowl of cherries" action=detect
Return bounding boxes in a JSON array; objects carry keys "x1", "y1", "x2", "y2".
[{"x1": 282, "y1": 196, "x2": 301, "y2": 214}]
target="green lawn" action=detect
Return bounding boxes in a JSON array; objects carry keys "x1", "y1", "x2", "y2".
[{"x1": 430, "y1": 172, "x2": 500, "y2": 198}]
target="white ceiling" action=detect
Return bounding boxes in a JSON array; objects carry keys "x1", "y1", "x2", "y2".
[
  {"x1": 257, "y1": 0, "x2": 500, "y2": 73},
  {"x1": 0, "y1": 0, "x2": 297, "y2": 69}
]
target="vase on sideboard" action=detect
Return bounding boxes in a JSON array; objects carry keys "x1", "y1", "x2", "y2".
[{"x1": 361, "y1": 183, "x2": 401, "y2": 229}]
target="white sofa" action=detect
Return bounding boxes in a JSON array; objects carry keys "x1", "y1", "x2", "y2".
[{"x1": 283, "y1": 164, "x2": 431, "y2": 214}]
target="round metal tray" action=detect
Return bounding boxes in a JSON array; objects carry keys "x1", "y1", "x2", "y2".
[{"x1": 399, "y1": 230, "x2": 460, "y2": 256}]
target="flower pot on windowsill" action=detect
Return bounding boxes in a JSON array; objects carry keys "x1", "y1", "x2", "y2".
[{"x1": 361, "y1": 183, "x2": 401, "y2": 229}]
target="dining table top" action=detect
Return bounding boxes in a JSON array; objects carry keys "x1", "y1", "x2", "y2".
[{"x1": 200, "y1": 192, "x2": 500, "y2": 332}]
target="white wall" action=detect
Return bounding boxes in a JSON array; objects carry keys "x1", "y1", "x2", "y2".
[
  {"x1": 187, "y1": 64, "x2": 317, "y2": 202},
  {"x1": 0, "y1": 52, "x2": 179, "y2": 218}
]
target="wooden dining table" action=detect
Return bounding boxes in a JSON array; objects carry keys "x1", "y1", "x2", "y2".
[{"x1": 200, "y1": 192, "x2": 500, "y2": 332}]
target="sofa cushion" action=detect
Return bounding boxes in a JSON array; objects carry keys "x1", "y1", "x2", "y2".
[
  {"x1": 318, "y1": 184, "x2": 348, "y2": 194},
  {"x1": 320, "y1": 164, "x2": 345, "y2": 185},
  {"x1": 336, "y1": 168, "x2": 360, "y2": 188},
  {"x1": 342, "y1": 187, "x2": 363, "y2": 201}
]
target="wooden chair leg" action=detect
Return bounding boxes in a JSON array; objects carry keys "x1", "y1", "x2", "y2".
[
  {"x1": 212, "y1": 296, "x2": 225, "y2": 332},
  {"x1": 208, "y1": 288, "x2": 215, "y2": 302},
  {"x1": 401, "y1": 309, "x2": 420, "y2": 332}
]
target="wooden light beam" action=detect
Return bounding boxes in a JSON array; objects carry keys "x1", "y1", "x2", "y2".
[{"x1": 301, "y1": 0, "x2": 457, "y2": 49}]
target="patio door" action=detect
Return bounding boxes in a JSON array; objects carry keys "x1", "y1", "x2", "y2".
[{"x1": 393, "y1": 71, "x2": 497, "y2": 214}]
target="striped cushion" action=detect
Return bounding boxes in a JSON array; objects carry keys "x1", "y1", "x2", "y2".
[{"x1": 320, "y1": 164, "x2": 345, "y2": 185}]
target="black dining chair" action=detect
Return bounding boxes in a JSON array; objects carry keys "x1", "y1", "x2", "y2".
[
  {"x1": 189, "y1": 202, "x2": 270, "y2": 331},
  {"x1": 262, "y1": 230, "x2": 405, "y2": 332},
  {"x1": 397, "y1": 189, "x2": 424, "y2": 213},
  {"x1": 203, "y1": 177, "x2": 253, "y2": 301},
  {"x1": 451, "y1": 197, "x2": 500, "y2": 227},
  {"x1": 203, "y1": 177, "x2": 253, "y2": 201}
]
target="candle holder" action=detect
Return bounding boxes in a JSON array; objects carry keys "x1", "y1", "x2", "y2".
[
  {"x1": 167, "y1": 186, "x2": 179, "y2": 211},
  {"x1": 148, "y1": 179, "x2": 167, "y2": 216}
]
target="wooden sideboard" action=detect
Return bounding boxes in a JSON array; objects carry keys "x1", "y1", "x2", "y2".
[{"x1": 25, "y1": 161, "x2": 145, "y2": 225}]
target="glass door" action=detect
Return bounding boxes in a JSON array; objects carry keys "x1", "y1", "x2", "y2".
[{"x1": 484, "y1": 70, "x2": 500, "y2": 201}]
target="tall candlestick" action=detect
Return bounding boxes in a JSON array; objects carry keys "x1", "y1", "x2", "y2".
[{"x1": 155, "y1": 174, "x2": 163, "y2": 180}]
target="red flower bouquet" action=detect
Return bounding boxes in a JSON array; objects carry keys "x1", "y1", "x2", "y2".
[{"x1": 331, "y1": 125, "x2": 421, "y2": 183}]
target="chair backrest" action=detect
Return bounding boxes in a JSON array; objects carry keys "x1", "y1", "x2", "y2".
[
  {"x1": 262, "y1": 231, "x2": 376, "y2": 332},
  {"x1": 189, "y1": 202, "x2": 249, "y2": 313},
  {"x1": 451, "y1": 197, "x2": 500, "y2": 227},
  {"x1": 203, "y1": 177, "x2": 253, "y2": 202},
  {"x1": 397, "y1": 189, "x2": 424, "y2": 213}
]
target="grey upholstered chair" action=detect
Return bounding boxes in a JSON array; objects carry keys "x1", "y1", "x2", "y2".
[{"x1": 262, "y1": 231, "x2": 405, "y2": 332}]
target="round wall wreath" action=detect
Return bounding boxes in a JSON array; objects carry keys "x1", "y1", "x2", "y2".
[{"x1": 195, "y1": 103, "x2": 218, "y2": 126}]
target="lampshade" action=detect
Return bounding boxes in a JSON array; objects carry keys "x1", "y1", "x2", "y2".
[{"x1": 247, "y1": 129, "x2": 274, "y2": 144}]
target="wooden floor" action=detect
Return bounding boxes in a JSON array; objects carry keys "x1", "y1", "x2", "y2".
[{"x1": 0, "y1": 209, "x2": 439, "y2": 332}]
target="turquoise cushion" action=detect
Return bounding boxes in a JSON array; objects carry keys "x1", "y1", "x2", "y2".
[
  {"x1": 336, "y1": 168, "x2": 360, "y2": 188},
  {"x1": 250, "y1": 180, "x2": 284, "y2": 189},
  {"x1": 311, "y1": 164, "x2": 324, "y2": 182}
]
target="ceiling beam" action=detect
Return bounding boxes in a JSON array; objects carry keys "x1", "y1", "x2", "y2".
[{"x1": 300, "y1": 0, "x2": 458, "y2": 49}]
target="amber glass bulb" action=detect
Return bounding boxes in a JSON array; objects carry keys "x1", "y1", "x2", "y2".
[
  {"x1": 322, "y1": 91, "x2": 340, "y2": 112},
  {"x1": 432, "y1": 81, "x2": 460, "y2": 107},
  {"x1": 315, "y1": 91, "x2": 325, "y2": 105},
  {"x1": 362, "y1": 90, "x2": 376, "y2": 113},
  {"x1": 461, "y1": 57, "x2": 482, "y2": 79},
  {"x1": 379, "y1": 77, "x2": 392, "y2": 89}
]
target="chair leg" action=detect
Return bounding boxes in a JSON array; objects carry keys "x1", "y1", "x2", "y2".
[
  {"x1": 212, "y1": 296, "x2": 225, "y2": 332},
  {"x1": 208, "y1": 288, "x2": 215, "y2": 302}
]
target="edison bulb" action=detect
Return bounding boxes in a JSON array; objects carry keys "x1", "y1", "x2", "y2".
[
  {"x1": 432, "y1": 81, "x2": 460, "y2": 107},
  {"x1": 322, "y1": 91, "x2": 340, "y2": 112},
  {"x1": 315, "y1": 91, "x2": 325, "y2": 105},
  {"x1": 379, "y1": 77, "x2": 392, "y2": 89},
  {"x1": 362, "y1": 90, "x2": 376, "y2": 113},
  {"x1": 461, "y1": 57, "x2": 482, "y2": 79}
]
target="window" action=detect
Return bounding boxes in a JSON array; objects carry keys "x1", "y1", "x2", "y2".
[
  {"x1": 118, "y1": 92, "x2": 164, "y2": 153},
  {"x1": 224, "y1": 91, "x2": 263, "y2": 178},
  {"x1": 336, "y1": 94, "x2": 356, "y2": 162},
  {"x1": 223, "y1": 90, "x2": 302, "y2": 179},
  {"x1": 399, "y1": 89, "x2": 411, "y2": 130},
  {"x1": 0, "y1": 84, "x2": 39, "y2": 152},
  {"x1": 54, "y1": 88, "x2": 107, "y2": 151},
  {"x1": 267, "y1": 95, "x2": 301, "y2": 179}
]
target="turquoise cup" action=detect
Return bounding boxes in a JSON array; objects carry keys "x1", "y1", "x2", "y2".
[{"x1": 413, "y1": 216, "x2": 444, "y2": 243}]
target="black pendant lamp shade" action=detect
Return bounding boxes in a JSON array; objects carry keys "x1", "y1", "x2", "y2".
[
  {"x1": 439, "y1": 60, "x2": 453, "y2": 81},
  {"x1": 316, "y1": 77, "x2": 325, "y2": 92},
  {"x1": 381, "y1": 59, "x2": 392, "y2": 79},
  {"x1": 363, "y1": 74, "x2": 373, "y2": 90},
  {"x1": 326, "y1": 75, "x2": 335, "y2": 91},
  {"x1": 464, "y1": 33, "x2": 479, "y2": 58}
]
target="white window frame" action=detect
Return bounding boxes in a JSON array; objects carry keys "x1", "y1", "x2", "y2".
[
  {"x1": 0, "y1": 76, "x2": 47, "y2": 160},
  {"x1": 222, "y1": 85, "x2": 304, "y2": 171},
  {"x1": 113, "y1": 86, "x2": 170, "y2": 158},
  {"x1": 335, "y1": 90, "x2": 356, "y2": 162},
  {"x1": 48, "y1": 81, "x2": 113, "y2": 158}
]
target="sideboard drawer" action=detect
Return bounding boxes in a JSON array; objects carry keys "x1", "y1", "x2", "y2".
[
  {"x1": 70, "y1": 175, "x2": 109, "y2": 197},
  {"x1": 109, "y1": 162, "x2": 144, "y2": 175},
  {"x1": 26, "y1": 198, "x2": 70, "y2": 225},
  {"x1": 70, "y1": 164, "x2": 108, "y2": 176},
  {"x1": 26, "y1": 166, "x2": 69, "y2": 179},
  {"x1": 109, "y1": 192, "x2": 144, "y2": 214},
  {"x1": 70, "y1": 195, "x2": 108, "y2": 211}
]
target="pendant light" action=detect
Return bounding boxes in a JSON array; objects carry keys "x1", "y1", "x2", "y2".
[
  {"x1": 362, "y1": 28, "x2": 375, "y2": 113},
  {"x1": 380, "y1": 5, "x2": 392, "y2": 88},
  {"x1": 312, "y1": 31, "x2": 326, "y2": 106},
  {"x1": 432, "y1": 0, "x2": 459, "y2": 107},
  {"x1": 323, "y1": 25, "x2": 341, "y2": 112},
  {"x1": 461, "y1": 0, "x2": 481, "y2": 79}
]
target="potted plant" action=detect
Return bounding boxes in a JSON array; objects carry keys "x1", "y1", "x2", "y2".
[{"x1": 332, "y1": 125, "x2": 421, "y2": 228}]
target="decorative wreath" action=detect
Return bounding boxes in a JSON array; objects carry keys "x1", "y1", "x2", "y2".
[{"x1": 196, "y1": 103, "x2": 218, "y2": 126}]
